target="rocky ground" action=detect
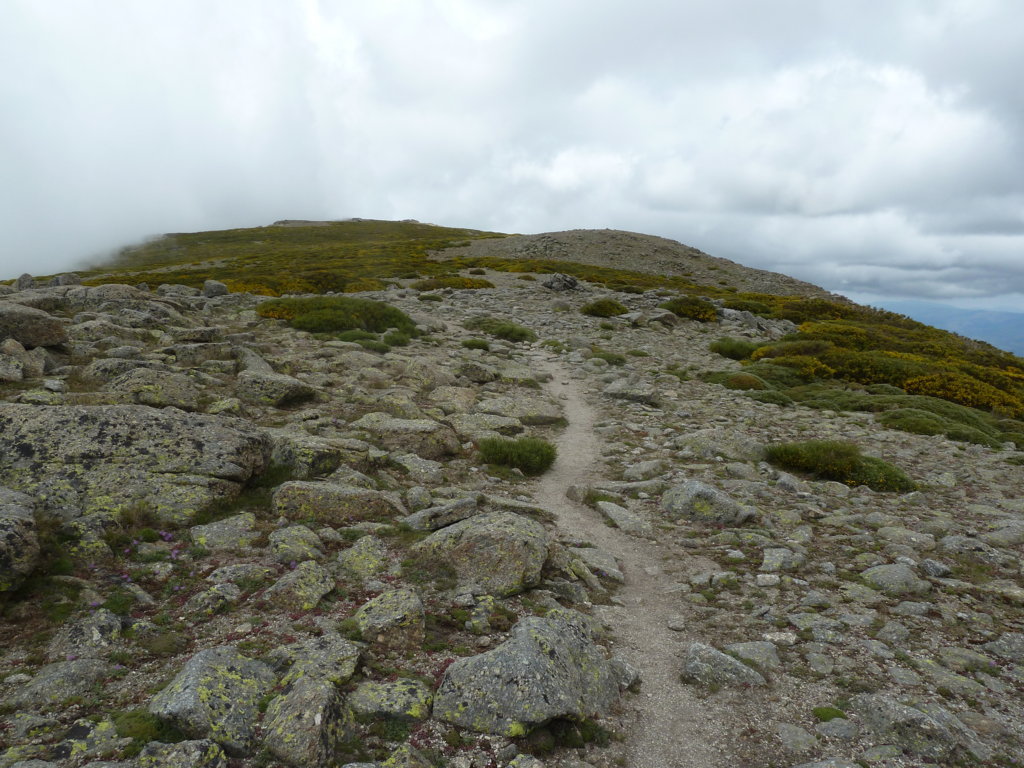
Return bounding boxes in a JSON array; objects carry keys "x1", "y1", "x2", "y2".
[{"x1": 0, "y1": 263, "x2": 1023, "y2": 768}]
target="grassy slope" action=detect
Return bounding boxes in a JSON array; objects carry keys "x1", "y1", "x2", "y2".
[{"x1": 18, "y1": 218, "x2": 1024, "y2": 441}]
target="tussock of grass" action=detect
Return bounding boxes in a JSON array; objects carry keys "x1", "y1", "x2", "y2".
[
  {"x1": 580, "y1": 298, "x2": 629, "y2": 318},
  {"x1": 709, "y1": 337, "x2": 763, "y2": 360},
  {"x1": 478, "y1": 436, "x2": 557, "y2": 476},
  {"x1": 463, "y1": 316, "x2": 537, "y2": 343},
  {"x1": 658, "y1": 295, "x2": 718, "y2": 322},
  {"x1": 257, "y1": 296, "x2": 418, "y2": 336},
  {"x1": 410, "y1": 276, "x2": 494, "y2": 290},
  {"x1": 765, "y1": 440, "x2": 916, "y2": 492}
]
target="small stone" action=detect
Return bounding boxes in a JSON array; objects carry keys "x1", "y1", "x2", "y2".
[{"x1": 775, "y1": 722, "x2": 816, "y2": 754}]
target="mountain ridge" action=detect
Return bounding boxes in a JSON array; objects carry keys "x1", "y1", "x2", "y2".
[{"x1": 0, "y1": 219, "x2": 1023, "y2": 767}]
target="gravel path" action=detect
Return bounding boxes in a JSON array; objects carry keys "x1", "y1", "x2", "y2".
[{"x1": 529, "y1": 353, "x2": 729, "y2": 768}]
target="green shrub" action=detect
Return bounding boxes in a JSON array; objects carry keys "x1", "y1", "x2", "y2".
[
  {"x1": 709, "y1": 337, "x2": 763, "y2": 360},
  {"x1": 581, "y1": 298, "x2": 629, "y2": 318},
  {"x1": 113, "y1": 709, "x2": 186, "y2": 756},
  {"x1": 461, "y1": 338, "x2": 490, "y2": 351},
  {"x1": 812, "y1": 706, "x2": 847, "y2": 722},
  {"x1": 258, "y1": 296, "x2": 418, "y2": 336},
  {"x1": 410, "y1": 276, "x2": 494, "y2": 290},
  {"x1": 876, "y1": 409, "x2": 946, "y2": 436},
  {"x1": 336, "y1": 329, "x2": 378, "y2": 342},
  {"x1": 723, "y1": 298, "x2": 772, "y2": 315},
  {"x1": 746, "y1": 391, "x2": 794, "y2": 406},
  {"x1": 723, "y1": 372, "x2": 769, "y2": 391},
  {"x1": 356, "y1": 339, "x2": 390, "y2": 353},
  {"x1": 478, "y1": 436, "x2": 557, "y2": 476},
  {"x1": 765, "y1": 440, "x2": 916, "y2": 492},
  {"x1": 751, "y1": 340, "x2": 835, "y2": 360},
  {"x1": 658, "y1": 296, "x2": 718, "y2": 322},
  {"x1": 418, "y1": 293, "x2": 443, "y2": 302},
  {"x1": 464, "y1": 316, "x2": 537, "y2": 343},
  {"x1": 590, "y1": 348, "x2": 626, "y2": 366},
  {"x1": 382, "y1": 331, "x2": 410, "y2": 347}
]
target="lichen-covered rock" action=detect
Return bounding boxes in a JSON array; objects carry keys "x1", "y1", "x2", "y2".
[
  {"x1": 350, "y1": 412, "x2": 461, "y2": 459},
  {"x1": 273, "y1": 481, "x2": 405, "y2": 526},
  {"x1": 50, "y1": 717, "x2": 132, "y2": 762},
  {"x1": 268, "y1": 431, "x2": 355, "y2": 479},
  {"x1": 337, "y1": 536, "x2": 390, "y2": 581},
  {"x1": 264, "y1": 561, "x2": 335, "y2": 611},
  {"x1": 354, "y1": 589, "x2": 424, "y2": 647},
  {"x1": 206, "y1": 563, "x2": 274, "y2": 585},
  {"x1": 270, "y1": 632, "x2": 361, "y2": 686},
  {"x1": 391, "y1": 453, "x2": 445, "y2": 484},
  {"x1": 182, "y1": 583, "x2": 241, "y2": 617},
  {"x1": 0, "y1": 487, "x2": 39, "y2": 592},
  {"x1": 235, "y1": 370, "x2": 316, "y2": 407},
  {"x1": 262, "y1": 677, "x2": 352, "y2": 767},
  {"x1": 410, "y1": 512, "x2": 548, "y2": 597},
  {"x1": 268, "y1": 524, "x2": 323, "y2": 564},
  {"x1": 861, "y1": 563, "x2": 931, "y2": 597},
  {"x1": 13, "y1": 659, "x2": 109, "y2": 707},
  {"x1": 475, "y1": 394, "x2": 563, "y2": 425},
  {"x1": 660, "y1": 480, "x2": 755, "y2": 525},
  {"x1": 681, "y1": 642, "x2": 767, "y2": 687},
  {"x1": 433, "y1": 609, "x2": 618, "y2": 736},
  {"x1": 46, "y1": 608, "x2": 122, "y2": 660},
  {"x1": 594, "y1": 500, "x2": 653, "y2": 537},
  {"x1": 350, "y1": 679, "x2": 432, "y2": 721},
  {"x1": 190, "y1": 512, "x2": 256, "y2": 551},
  {"x1": 149, "y1": 646, "x2": 274, "y2": 755},
  {"x1": 847, "y1": 693, "x2": 956, "y2": 760},
  {"x1": 602, "y1": 378, "x2": 661, "y2": 406},
  {"x1": 401, "y1": 496, "x2": 479, "y2": 531},
  {"x1": 445, "y1": 413, "x2": 524, "y2": 440},
  {"x1": 0, "y1": 303, "x2": 67, "y2": 348},
  {"x1": 0, "y1": 404, "x2": 271, "y2": 523},
  {"x1": 202, "y1": 280, "x2": 229, "y2": 298},
  {"x1": 104, "y1": 368, "x2": 202, "y2": 411},
  {"x1": 138, "y1": 739, "x2": 228, "y2": 768},
  {"x1": 984, "y1": 632, "x2": 1024, "y2": 662}
]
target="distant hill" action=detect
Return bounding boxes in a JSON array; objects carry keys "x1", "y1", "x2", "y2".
[{"x1": 871, "y1": 300, "x2": 1024, "y2": 357}]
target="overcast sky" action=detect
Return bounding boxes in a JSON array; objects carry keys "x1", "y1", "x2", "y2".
[{"x1": 2, "y1": 1, "x2": 1022, "y2": 311}]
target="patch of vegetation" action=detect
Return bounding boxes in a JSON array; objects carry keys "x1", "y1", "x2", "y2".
[
  {"x1": 589, "y1": 348, "x2": 626, "y2": 366},
  {"x1": 519, "y1": 718, "x2": 618, "y2": 755},
  {"x1": 418, "y1": 293, "x2": 443, "y2": 302},
  {"x1": 463, "y1": 316, "x2": 537, "y2": 343},
  {"x1": 112, "y1": 709, "x2": 186, "y2": 756},
  {"x1": 400, "y1": 552, "x2": 458, "y2": 591},
  {"x1": 410, "y1": 276, "x2": 494, "y2": 291},
  {"x1": 709, "y1": 337, "x2": 763, "y2": 360},
  {"x1": 723, "y1": 298, "x2": 772, "y2": 315},
  {"x1": 478, "y1": 436, "x2": 557, "y2": 476},
  {"x1": 658, "y1": 295, "x2": 718, "y2": 322},
  {"x1": 765, "y1": 440, "x2": 916, "y2": 492},
  {"x1": 580, "y1": 298, "x2": 629, "y2": 318},
  {"x1": 77, "y1": 219, "x2": 505, "y2": 295},
  {"x1": 136, "y1": 630, "x2": 189, "y2": 657},
  {"x1": 460, "y1": 338, "x2": 490, "y2": 351},
  {"x1": 812, "y1": 705, "x2": 847, "y2": 722},
  {"x1": 257, "y1": 295, "x2": 419, "y2": 336}
]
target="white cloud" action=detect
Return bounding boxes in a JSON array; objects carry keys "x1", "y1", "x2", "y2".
[{"x1": 0, "y1": 0, "x2": 1022, "y2": 308}]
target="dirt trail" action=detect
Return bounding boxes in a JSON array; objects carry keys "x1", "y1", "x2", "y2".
[{"x1": 529, "y1": 355, "x2": 729, "y2": 768}]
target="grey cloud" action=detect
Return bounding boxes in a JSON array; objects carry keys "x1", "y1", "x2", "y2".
[{"x1": 1, "y1": 0, "x2": 1022, "y2": 310}]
